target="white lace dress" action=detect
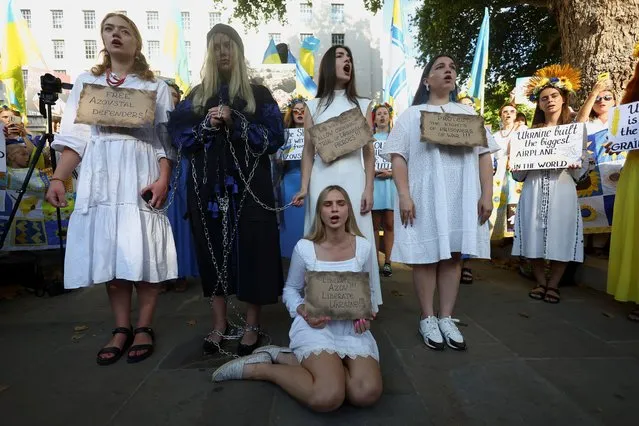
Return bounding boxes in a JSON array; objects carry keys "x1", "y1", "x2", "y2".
[
  {"x1": 51, "y1": 72, "x2": 177, "y2": 288},
  {"x1": 283, "y1": 237, "x2": 380, "y2": 362},
  {"x1": 381, "y1": 102, "x2": 499, "y2": 263},
  {"x1": 304, "y1": 90, "x2": 382, "y2": 310}
]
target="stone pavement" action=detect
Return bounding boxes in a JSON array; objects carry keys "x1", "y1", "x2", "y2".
[{"x1": 1, "y1": 259, "x2": 638, "y2": 426}]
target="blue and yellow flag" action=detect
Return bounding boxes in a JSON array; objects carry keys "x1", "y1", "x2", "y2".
[
  {"x1": 262, "y1": 38, "x2": 281, "y2": 64},
  {"x1": 384, "y1": 0, "x2": 409, "y2": 114},
  {"x1": 465, "y1": 7, "x2": 489, "y2": 113},
  {"x1": 288, "y1": 51, "x2": 316, "y2": 99},
  {"x1": 0, "y1": 0, "x2": 45, "y2": 115},
  {"x1": 300, "y1": 36, "x2": 320, "y2": 78},
  {"x1": 163, "y1": 3, "x2": 190, "y2": 95}
]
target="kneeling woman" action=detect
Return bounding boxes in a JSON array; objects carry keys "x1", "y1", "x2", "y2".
[{"x1": 212, "y1": 185, "x2": 382, "y2": 412}]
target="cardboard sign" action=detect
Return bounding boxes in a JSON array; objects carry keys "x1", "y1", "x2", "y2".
[
  {"x1": 308, "y1": 107, "x2": 374, "y2": 163},
  {"x1": 510, "y1": 123, "x2": 584, "y2": 171},
  {"x1": 281, "y1": 128, "x2": 305, "y2": 161},
  {"x1": 74, "y1": 83, "x2": 156, "y2": 128},
  {"x1": 304, "y1": 271, "x2": 373, "y2": 320},
  {"x1": 420, "y1": 111, "x2": 488, "y2": 148},
  {"x1": 374, "y1": 138, "x2": 392, "y2": 170},
  {"x1": 608, "y1": 101, "x2": 639, "y2": 152}
]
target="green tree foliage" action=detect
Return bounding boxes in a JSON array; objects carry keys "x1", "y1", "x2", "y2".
[{"x1": 412, "y1": 1, "x2": 560, "y2": 124}]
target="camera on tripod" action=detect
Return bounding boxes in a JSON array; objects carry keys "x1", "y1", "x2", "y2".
[{"x1": 39, "y1": 73, "x2": 73, "y2": 108}]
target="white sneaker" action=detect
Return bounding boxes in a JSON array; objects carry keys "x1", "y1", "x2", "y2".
[
  {"x1": 419, "y1": 316, "x2": 445, "y2": 350},
  {"x1": 438, "y1": 317, "x2": 467, "y2": 351},
  {"x1": 211, "y1": 352, "x2": 271, "y2": 382}
]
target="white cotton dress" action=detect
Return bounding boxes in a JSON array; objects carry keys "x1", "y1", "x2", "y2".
[
  {"x1": 304, "y1": 91, "x2": 382, "y2": 310},
  {"x1": 511, "y1": 149, "x2": 591, "y2": 262},
  {"x1": 283, "y1": 237, "x2": 380, "y2": 362},
  {"x1": 51, "y1": 72, "x2": 178, "y2": 289},
  {"x1": 380, "y1": 102, "x2": 499, "y2": 264}
]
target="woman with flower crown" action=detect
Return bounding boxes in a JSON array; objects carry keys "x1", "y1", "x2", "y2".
[
  {"x1": 512, "y1": 65, "x2": 592, "y2": 304},
  {"x1": 279, "y1": 95, "x2": 307, "y2": 258}
]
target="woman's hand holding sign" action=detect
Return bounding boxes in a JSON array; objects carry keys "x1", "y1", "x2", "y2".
[{"x1": 297, "y1": 304, "x2": 331, "y2": 329}]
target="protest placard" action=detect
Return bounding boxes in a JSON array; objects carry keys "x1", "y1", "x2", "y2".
[
  {"x1": 608, "y1": 101, "x2": 639, "y2": 152},
  {"x1": 304, "y1": 271, "x2": 373, "y2": 320},
  {"x1": 509, "y1": 123, "x2": 584, "y2": 171},
  {"x1": 281, "y1": 128, "x2": 305, "y2": 161},
  {"x1": 74, "y1": 84, "x2": 156, "y2": 128},
  {"x1": 308, "y1": 107, "x2": 374, "y2": 163},
  {"x1": 420, "y1": 111, "x2": 488, "y2": 148},
  {"x1": 374, "y1": 138, "x2": 392, "y2": 170}
]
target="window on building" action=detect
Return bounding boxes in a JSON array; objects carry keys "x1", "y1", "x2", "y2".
[
  {"x1": 51, "y1": 10, "x2": 64, "y2": 29},
  {"x1": 84, "y1": 40, "x2": 97, "y2": 60},
  {"x1": 83, "y1": 10, "x2": 96, "y2": 29},
  {"x1": 331, "y1": 4, "x2": 344, "y2": 23},
  {"x1": 269, "y1": 33, "x2": 281, "y2": 44},
  {"x1": 331, "y1": 33, "x2": 345, "y2": 46},
  {"x1": 147, "y1": 11, "x2": 159, "y2": 30},
  {"x1": 185, "y1": 41, "x2": 191, "y2": 59},
  {"x1": 147, "y1": 41, "x2": 160, "y2": 59},
  {"x1": 22, "y1": 69, "x2": 29, "y2": 84},
  {"x1": 181, "y1": 12, "x2": 191, "y2": 30},
  {"x1": 209, "y1": 12, "x2": 221, "y2": 27},
  {"x1": 53, "y1": 40, "x2": 65, "y2": 59},
  {"x1": 300, "y1": 3, "x2": 312, "y2": 23},
  {"x1": 300, "y1": 33, "x2": 313, "y2": 43},
  {"x1": 20, "y1": 9, "x2": 31, "y2": 28}
]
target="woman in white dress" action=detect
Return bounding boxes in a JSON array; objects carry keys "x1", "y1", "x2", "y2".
[
  {"x1": 512, "y1": 65, "x2": 591, "y2": 304},
  {"x1": 381, "y1": 55, "x2": 497, "y2": 351},
  {"x1": 491, "y1": 103, "x2": 526, "y2": 241},
  {"x1": 211, "y1": 185, "x2": 382, "y2": 412},
  {"x1": 45, "y1": 13, "x2": 177, "y2": 365},
  {"x1": 291, "y1": 45, "x2": 382, "y2": 312}
]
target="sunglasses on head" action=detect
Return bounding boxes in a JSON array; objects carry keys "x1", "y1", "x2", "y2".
[{"x1": 595, "y1": 95, "x2": 614, "y2": 102}]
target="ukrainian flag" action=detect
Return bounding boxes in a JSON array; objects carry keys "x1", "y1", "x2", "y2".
[
  {"x1": 163, "y1": 3, "x2": 190, "y2": 94},
  {"x1": 466, "y1": 7, "x2": 489, "y2": 113},
  {"x1": 385, "y1": 0, "x2": 409, "y2": 114},
  {"x1": 300, "y1": 36, "x2": 320, "y2": 78},
  {"x1": 0, "y1": 0, "x2": 45, "y2": 115},
  {"x1": 262, "y1": 38, "x2": 281, "y2": 64},
  {"x1": 288, "y1": 51, "x2": 317, "y2": 99}
]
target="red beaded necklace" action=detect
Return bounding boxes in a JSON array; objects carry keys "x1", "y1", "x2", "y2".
[{"x1": 106, "y1": 69, "x2": 127, "y2": 87}]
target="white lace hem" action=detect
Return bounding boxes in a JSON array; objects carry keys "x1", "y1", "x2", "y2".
[{"x1": 295, "y1": 347, "x2": 380, "y2": 363}]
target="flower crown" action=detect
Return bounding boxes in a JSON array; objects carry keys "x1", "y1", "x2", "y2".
[
  {"x1": 633, "y1": 41, "x2": 639, "y2": 58},
  {"x1": 526, "y1": 64, "x2": 581, "y2": 102},
  {"x1": 286, "y1": 95, "x2": 307, "y2": 110},
  {"x1": 372, "y1": 102, "x2": 394, "y2": 118}
]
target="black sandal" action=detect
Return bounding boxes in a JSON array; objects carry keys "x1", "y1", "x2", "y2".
[
  {"x1": 543, "y1": 287, "x2": 561, "y2": 304},
  {"x1": 529, "y1": 285, "x2": 547, "y2": 300},
  {"x1": 126, "y1": 327, "x2": 155, "y2": 364},
  {"x1": 237, "y1": 325, "x2": 261, "y2": 356},
  {"x1": 96, "y1": 326, "x2": 133, "y2": 366},
  {"x1": 203, "y1": 326, "x2": 230, "y2": 355},
  {"x1": 460, "y1": 268, "x2": 473, "y2": 285}
]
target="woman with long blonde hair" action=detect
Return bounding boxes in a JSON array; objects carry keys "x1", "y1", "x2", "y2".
[
  {"x1": 168, "y1": 24, "x2": 285, "y2": 356},
  {"x1": 211, "y1": 185, "x2": 382, "y2": 413},
  {"x1": 45, "y1": 13, "x2": 177, "y2": 365}
]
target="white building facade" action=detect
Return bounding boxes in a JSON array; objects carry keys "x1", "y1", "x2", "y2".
[{"x1": 6, "y1": 0, "x2": 384, "y2": 103}]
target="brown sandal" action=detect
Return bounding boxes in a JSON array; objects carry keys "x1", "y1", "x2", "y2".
[
  {"x1": 543, "y1": 287, "x2": 561, "y2": 304},
  {"x1": 529, "y1": 285, "x2": 547, "y2": 300}
]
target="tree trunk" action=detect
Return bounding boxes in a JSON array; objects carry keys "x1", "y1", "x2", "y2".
[{"x1": 551, "y1": 0, "x2": 639, "y2": 102}]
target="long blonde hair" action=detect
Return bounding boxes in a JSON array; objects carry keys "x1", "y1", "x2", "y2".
[
  {"x1": 91, "y1": 13, "x2": 155, "y2": 81},
  {"x1": 191, "y1": 34, "x2": 256, "y2": 114},
  {"x1": 305, "y1": 185, "x2": 364, "y2": 243}
]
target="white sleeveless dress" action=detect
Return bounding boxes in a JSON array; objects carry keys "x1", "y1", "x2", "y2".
[{"x1": 304, "y1": 90, "x2": 382, "y2": 311}]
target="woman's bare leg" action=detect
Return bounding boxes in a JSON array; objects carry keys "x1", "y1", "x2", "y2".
[
  {"x1": 99, "y1": 280, "x2": 132, "y2": 361},
  {"x1": 343, "y1": 356, "x2": 383, "y2": 407},
  {"x1": 382, "y1": 210, "x2": 394, "y2": 264},
  {"x1": 244, "y1": 353, "x2": 346, "y2": 412},
  {"x1": 437, "y1": 254, "x2": 462, "y2": 317},
  {"x1": 413, "y1": 264, "x2": 438, "y2": 317}
]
